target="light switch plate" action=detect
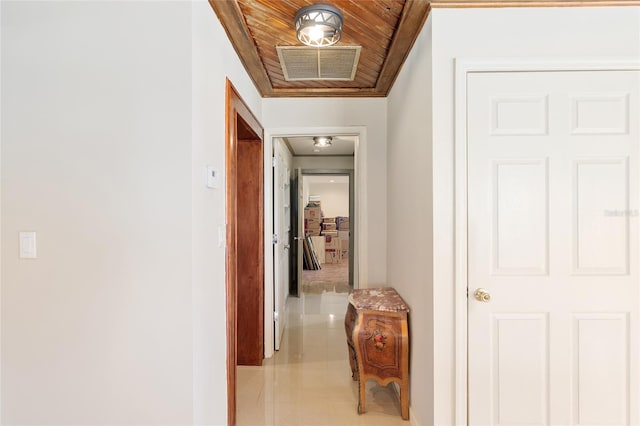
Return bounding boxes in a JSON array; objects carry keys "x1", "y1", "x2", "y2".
[
  {"x1": 19, "y1": 231, "x2": 37, "y2": 259},
  {"x1": 206, "y1": 166, "x2": 219, "y2": 189}
]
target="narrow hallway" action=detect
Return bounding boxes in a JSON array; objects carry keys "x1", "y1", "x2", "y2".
[{"x1": 237, "y1": 291, "x2": 409, "y2": 425}]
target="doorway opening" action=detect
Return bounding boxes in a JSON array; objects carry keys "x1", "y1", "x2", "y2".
[
  {"x1": 263, "y1": 127, "x2": 365, "y2": 360},
  {"x1": 270, "y1": 134, "x2": 356, "y2": 352},
  {"x1": 299, "y1": 171, "x2": 354, "y2": 295}
]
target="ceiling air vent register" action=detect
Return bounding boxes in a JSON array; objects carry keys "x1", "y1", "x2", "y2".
[{"x1": 277, "y1": 46, "x2": 361, "y2": 81}]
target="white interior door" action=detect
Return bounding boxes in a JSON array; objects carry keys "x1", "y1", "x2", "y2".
[
  {"x1": 468, "y1": 70, "x2": 639, "y2": 425},
  {"x1": 273, "y1": 145, "x2": 290, "y2": 351},
  {"x1": 296, "y1": 168, "x2": 304, "y2": 296}
]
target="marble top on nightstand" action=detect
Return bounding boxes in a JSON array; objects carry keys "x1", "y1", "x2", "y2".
[{"x1": 348, "y1": 287, "x2": 410, "y2": 313}]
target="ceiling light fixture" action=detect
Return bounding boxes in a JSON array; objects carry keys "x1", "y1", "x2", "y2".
[
  {"x1": 313, "y1": 136, "x2": 333, "y2": 147},
  {"x1": 294, "y1": 4, "x2": 343, "y2": 47}
]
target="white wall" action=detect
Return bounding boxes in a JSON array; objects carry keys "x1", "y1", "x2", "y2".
[
  {"x1": 293, "y1": 155, "x2": 354, "y2": 170},
  {"x1": 429, "y1": 7, "x2": 640, "y2": 425},
  {"x1": 0, "y1": 2, "x2": 3, "y2": 422},
  {"x1": 309, "y1": 182, "x2": 348, "y2": 217},
  {"x1": 296, "y1": 157, "x2": 354, "y2": 221},
  {"x1": 386, "y1": 15, "x2": 433, "y2": 426},
  {"x1": 262, "y1": 99, "x2": 387, "y2": 286},
  {"x1": 1, "y1": 1, "x2": 261, "y2": 424},
  {"x1": 1, "y1": 2, "x2": 193, "y2": 424},
  {"x1": 190, "y1": 1, "x2": 262, "y2": 424},
  {"x1": 306, "y1": 176, "x2": 349, "y2": 218}
]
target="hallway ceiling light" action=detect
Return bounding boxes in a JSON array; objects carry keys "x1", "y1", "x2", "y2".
[
  {"x1": 294, "y1": 5, "x2": 343, "y2": 47},
  {"x1": 313, "y1": 136, "x2": 333, "y2": 147}
]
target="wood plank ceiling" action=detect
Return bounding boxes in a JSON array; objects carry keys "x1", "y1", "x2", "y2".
[
  {"x1": 210, "y1": 0, "x2": 430, "y2": 97},
  {"x1": 210, "y1": 0, "x2": 639, "y2": 98}
]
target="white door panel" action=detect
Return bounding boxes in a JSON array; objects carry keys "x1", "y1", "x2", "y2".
[
  {"x1": 296, "y1": 168, "x2": 303, "y2": 297},
  {"x1": 273, "y1": 142, "x2": 291, "y2": 351},
  {"x1": 468, "y1": 71, "x2": 639, "y2": 426}
]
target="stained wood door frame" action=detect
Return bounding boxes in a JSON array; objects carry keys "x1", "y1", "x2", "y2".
[
  {"x1": 263, "y1": 126, "x2": 366, "y2": 359},
  {"x1": 453, "y1": 58, "x2": 640, "y2": 425},
  {"x1": 225, "y1": 79, "x2": 264, "y2": 426}
]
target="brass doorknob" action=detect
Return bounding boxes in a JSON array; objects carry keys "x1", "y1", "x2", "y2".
[{"x1": 474, "y1": 288, "x2": 491, "y2": 303}]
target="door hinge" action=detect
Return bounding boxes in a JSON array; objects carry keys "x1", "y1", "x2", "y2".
[
  {"x1": 272, "y1": 157, "x2": 276, "y2": 167},
  {"x1": 272, "y1": 234, "x2": 278, "y2": 244},
  {"x1": 273, "y1": 311, "x2": 279, "y2": 322}
]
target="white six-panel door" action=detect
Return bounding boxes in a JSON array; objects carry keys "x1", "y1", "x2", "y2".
[{"x1": 468, "y1": 70, "x2": 639, "y2": 425}]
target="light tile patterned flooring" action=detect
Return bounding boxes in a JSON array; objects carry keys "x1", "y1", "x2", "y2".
[
  {"x1": 301, "y1": 262, "x2": 350, "y2": 294},
  {"x1": 237, "y1": 291, "x2": 410, "y2": 426}
]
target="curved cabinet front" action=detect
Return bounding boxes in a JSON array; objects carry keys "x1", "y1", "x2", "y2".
[{"x1": 344, "y1": 287, "x2": 409, "y2": 420}]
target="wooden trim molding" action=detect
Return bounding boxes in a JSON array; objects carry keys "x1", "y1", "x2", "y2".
[
  {"x1": 376, "y1": 0, "x2": 431, "y2": 95},
  {"x1": 212, "y1": 1, "x2": 273, "y2": 96},
  {"x1": 431, "y1": 0, "x2": 640, "y2": 7},
  {"x1": 225, "y1": 78, "x2": 264, "y2": 426},
  {"x1": 225, "y1": 79, "x2": 238, "y2": 426},
  {"x1": 266, "y1": 87, "x2": 385, "y2": 98}
]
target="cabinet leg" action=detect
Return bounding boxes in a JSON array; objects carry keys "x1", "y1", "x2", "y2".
[
  {"x1": 400, "y1": 380, "x2": 409, "y2": 420},
  {"x1": 358, "y1": 378, "x2": 366, "y2": 415},
  {"x1": 347, "y1": 344, "x2": 358, "y2": 381}
]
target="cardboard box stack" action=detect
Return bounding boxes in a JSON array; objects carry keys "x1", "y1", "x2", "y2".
[
  {"x1": 304, "y1": 202, "x2": 322, "y2": 236},
  {"x1": 336, "y1": 216, "x2": 349, "y2": 261},
  {"x1": 324, "y1": 234, "x2": 341, "y2": 264},
  {"x1": 340, "y1": 238, "x2": 349, "y2": 262},
  {"x1": 322, "y1": 221, "x2": 336, "y2": 231},
  {"x1": 321, "y1": 217, "x2": 338, "y2": 236}
]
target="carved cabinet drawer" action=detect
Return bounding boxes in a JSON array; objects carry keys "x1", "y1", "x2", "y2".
[{"x1": 344, "y1": 287, "x2": 410, "y2": 420}]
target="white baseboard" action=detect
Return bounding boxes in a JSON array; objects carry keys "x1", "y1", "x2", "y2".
[
  {"x1": 409, "y1": 406, "x2": 421, "y2": 426},
  {"x1": 389, "y1": 382, "x2": 420, "y2": 425}
]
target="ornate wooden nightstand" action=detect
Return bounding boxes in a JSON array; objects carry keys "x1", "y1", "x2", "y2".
[{"x1": 344, "y1": 287, "x2": 410, "y2": 420}]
